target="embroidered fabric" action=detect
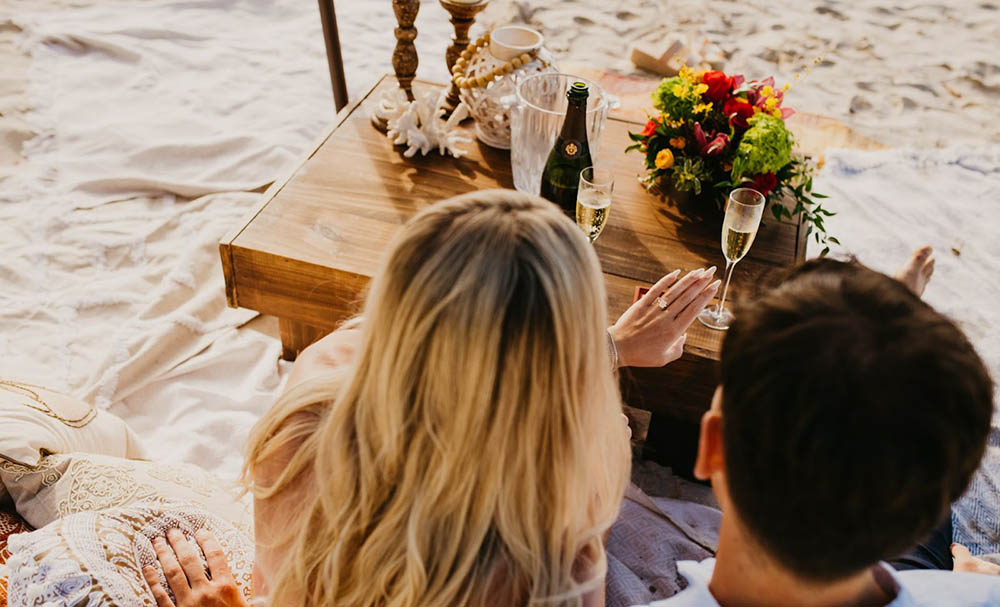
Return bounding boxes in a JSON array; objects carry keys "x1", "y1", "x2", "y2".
[
  {"x1": 6, "y1": 498, "x2": 254, "y2": 606},
  {"x1": 0, "y1": 453, "x2": 252, "y2": 532}
]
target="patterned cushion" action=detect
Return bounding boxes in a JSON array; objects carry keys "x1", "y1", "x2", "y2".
[
  {"x1": 0, "y1": 380, "x2": 147, "y2": 471},
  {"x1": 5, "y1": 499, "x2": 253, "y2": 606},
  {"x1": 0, "y1": 509, "x2": 33, "y2": 607},
  {"x1": 0, "y1": 453, "x2": 252, "y2": 531}
]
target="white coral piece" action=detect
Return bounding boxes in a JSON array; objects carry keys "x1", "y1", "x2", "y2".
[{"x1": 377, "y1": 88, "x2": 471, "y2": 159}]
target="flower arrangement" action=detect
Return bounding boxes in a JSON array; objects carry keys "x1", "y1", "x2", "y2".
[{"x1": 627, "y1": 66, "x2": 838, "y2": 253}]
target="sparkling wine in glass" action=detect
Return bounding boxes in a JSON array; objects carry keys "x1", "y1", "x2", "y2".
[
  {"x1": 575, "y1": 166, "x2": 614, "y2": 243},
  {"x1": 698, "y1": 188, "x2": 766, "y2": 330}
]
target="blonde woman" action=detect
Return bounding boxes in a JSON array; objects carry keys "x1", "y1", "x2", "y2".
[{"x1": 142, "y1": 190, "x2": 720, "y2": 607}]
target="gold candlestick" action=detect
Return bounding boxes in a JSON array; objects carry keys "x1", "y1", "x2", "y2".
[
  {"x1": 392, "y1": 0, "x2": 421, "y2": 100},
  {"x1": 440, "y1": 0, "x2": 489, "y2": 117}
]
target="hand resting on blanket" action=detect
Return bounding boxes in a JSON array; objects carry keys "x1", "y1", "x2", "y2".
[{"x1": 143, "y1": 528, "x2": 247, "y2": 607}]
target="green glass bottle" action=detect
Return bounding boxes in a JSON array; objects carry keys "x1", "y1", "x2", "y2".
[{"x1": 539, "y1": 82, "x2": 592, "y2": 215}]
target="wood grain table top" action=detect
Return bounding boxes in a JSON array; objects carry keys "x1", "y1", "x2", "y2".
[{"x1": 221, "y1": 75, "x2": 805, "y2": 364}]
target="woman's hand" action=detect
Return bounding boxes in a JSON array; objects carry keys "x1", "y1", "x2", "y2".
[
  {"x1": 143, "y1": 528, "x2": 248, "y2": 607},
  {"x1": 952, "y1": 543, "x2": 1000, "y2": 575},
  {"x1": 609, "y1": 268, "x2": 720, "y2": 368}
]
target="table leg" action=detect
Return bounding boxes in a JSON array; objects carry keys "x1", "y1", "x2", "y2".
[
  {"x1": 278, "y1": 319, "x2": 330, "y2": 361},
  {"x1": 644, "y1": 412, "x2": 704, "y2": 483}
]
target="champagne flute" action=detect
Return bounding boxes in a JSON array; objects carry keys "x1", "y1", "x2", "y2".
[
  {"x1": 576, "y1": 166, "x2": 614, "y2": 243},
  {"x1": 698, "y1": 188, "x2": 766, "y2": 330}
]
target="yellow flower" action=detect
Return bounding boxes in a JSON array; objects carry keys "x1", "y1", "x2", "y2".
[
  {"x1": 672, "y1": 83, "x2": 688, "y2": 97},
  {"x1": 694, "y1": 83, "x2": 709, "y2": 96},
  {"x1": 783, "y1": 82, "x2": 791, "y2": 91},
  {"x1": 762, "y1": 85, "x2": 773, "y2": 97},
  {"x1": 669, "y1": 136, "x2": 687, "y2": 149},
  {"x1": 693, "y1": 102, "x2": 713, "y2": 115},
  {"x1": 655, "y1": 149, "x2": 675, "y2": 170},
  {"x1": 679, "y1": 64, "x2": 698, "y2": 84},
  {"x1": 771, "y1": 108, "x2": 782, "y2": 118},
  {"x1": 765, "y1": 97, "x2": 779, "y2": 110}
]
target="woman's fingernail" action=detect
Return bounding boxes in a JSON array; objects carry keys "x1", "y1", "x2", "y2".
[
  {"x1": 668, "y1": 269, "x2": 681, "y2": 277},
  {"x1": 710, "y1": 280, "x2": 722, "y2": 290},
  {"x1": 706, "y1": 266, "x2": 717, "y2": 276}
]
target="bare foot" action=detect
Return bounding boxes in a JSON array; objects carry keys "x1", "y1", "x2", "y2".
[{"x1": 894, "y1": 246, "x2": 935, "y2": 296}]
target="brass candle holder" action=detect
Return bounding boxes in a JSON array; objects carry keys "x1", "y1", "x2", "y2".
[
  {"x1": 440, "y1": 0, "x2": 489, "y2": 117},
  {"x1": 392, "y1": 0, "x2": 421, "y2": 101}
]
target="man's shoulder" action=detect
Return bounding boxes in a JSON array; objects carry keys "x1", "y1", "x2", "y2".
[{"x1": 894, "y1": 569, "x2": 1000, "y2": 606}]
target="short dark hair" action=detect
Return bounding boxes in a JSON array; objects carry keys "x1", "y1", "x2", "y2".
[{"x1": 720, "y1": 258, "x2": 994, "y2": 581}]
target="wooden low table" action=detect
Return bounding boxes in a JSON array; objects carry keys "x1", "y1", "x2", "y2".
[{"x1": 220, "y1": 76, "x2": 806, "y2": 468}]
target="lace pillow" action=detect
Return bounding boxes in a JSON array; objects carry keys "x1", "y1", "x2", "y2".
[
  {"x1": 0, "y1": 453, "x2": 253, "y2": 533},
  {"x1": 0, "y1": 380, "x2": 147, "y2": 470},
  {"x1": 5, "y1": 499, "x2": 254, "y2": 606}
]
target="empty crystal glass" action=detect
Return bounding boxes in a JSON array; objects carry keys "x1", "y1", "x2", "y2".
[{"x1": 509, "y1": 73, "x2": 612, "y2": 195}]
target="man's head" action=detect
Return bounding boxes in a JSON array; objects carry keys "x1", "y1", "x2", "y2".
[{"x1": 694, "y1": 258, "x2": 994, "y2": 582}]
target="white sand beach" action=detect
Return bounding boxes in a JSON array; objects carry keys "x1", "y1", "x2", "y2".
[{"x1": 1, "y1": 0, "x2": 998, "y2": 553}]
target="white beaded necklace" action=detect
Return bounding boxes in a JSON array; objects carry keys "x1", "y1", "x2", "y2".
[{"x1": 450, "y1": 32, "x2": 543, "y2": 90}]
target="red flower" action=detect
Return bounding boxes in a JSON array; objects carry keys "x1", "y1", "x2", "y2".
[
  {"x1": 693, "y1": 123, "x2": 731, "y2": 156},
  {"x1": 641, "y1": 117, "x2": 659, "y2": 137},
  {"x1": 701, "y1": 71, "x2": 734, "y2": 103},
  {"x1": 748, "y1": 172, "x2": 778, "y2": 196},
  {"x1": 722, "y1": 97, "x2": 755, "y2": 129}
]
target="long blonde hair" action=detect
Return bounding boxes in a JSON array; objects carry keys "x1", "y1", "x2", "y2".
[{"x1": 244, "y1": 190, "x2": 630, "y2": 606}]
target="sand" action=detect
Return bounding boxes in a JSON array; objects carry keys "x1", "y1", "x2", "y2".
[{"x1": 5, "y1": 0, "x2": 996, "y2": 171}]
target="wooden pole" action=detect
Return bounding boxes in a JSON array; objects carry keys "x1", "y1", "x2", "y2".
[{"x1": 317, "y1": 0, "x2": 349, "y2": 111}]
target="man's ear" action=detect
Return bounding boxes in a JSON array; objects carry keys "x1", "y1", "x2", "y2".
[{"x1": 694, "y1": 386, "x2": 725, "y2": 481}]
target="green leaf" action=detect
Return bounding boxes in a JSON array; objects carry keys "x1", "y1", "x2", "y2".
[
  {"x1": 820, "y1": 246, "x2": 830, "y2": 257},
  {"x1": 812, "y1": 192, "x2": 829, "y2": 199},
  {"x1": 828, "y1": 236, "x2": 841, "y2": 245}
]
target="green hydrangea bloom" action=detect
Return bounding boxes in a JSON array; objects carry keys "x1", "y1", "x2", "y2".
[
  {"x1": 733, "y1": 113, "x2": 793, "y2": 180},
  {"x1": 652, "y1": 77, "x2": 696, "y2": 119}
]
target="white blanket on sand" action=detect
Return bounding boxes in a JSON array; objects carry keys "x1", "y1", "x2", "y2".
[
  {"x1": 810, "y1": 146, "x2": 1000, "y2": 554},
  {"x1": 0, "y1": 0, "x2": 448, "y2": 478}
]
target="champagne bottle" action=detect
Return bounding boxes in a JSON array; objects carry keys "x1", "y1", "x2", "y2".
[{"x1": 539, "y1": 82, "x2": 592, "y2": 215}]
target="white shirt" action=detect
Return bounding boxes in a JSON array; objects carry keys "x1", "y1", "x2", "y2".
[{"x1": 635, "y1": 558, "x2": 1000, "y2": 607}]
